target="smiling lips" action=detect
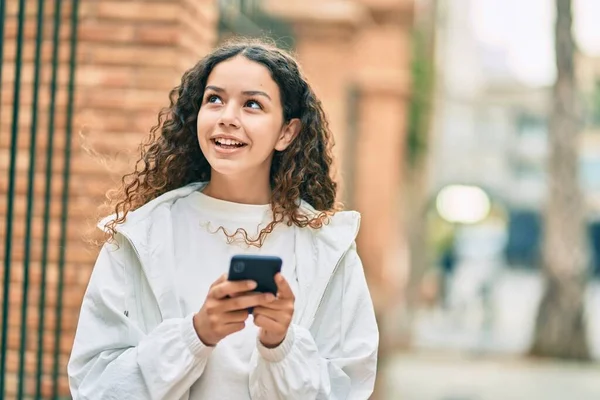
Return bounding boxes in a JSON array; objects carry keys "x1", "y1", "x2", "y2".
[
  {"x1": 212, "y1": 137, "x2": 247, "y2": 153},
  {"x1": 215, "y1": 138, "x2": 245, "y2": 147}
]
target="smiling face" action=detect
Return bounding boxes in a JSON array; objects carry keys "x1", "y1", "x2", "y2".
[{"x1": 197, "y1": 55, "x2": 300, "y2": 181}]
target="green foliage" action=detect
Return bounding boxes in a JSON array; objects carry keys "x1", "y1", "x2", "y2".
[
  {"x1": 591, "y1": 79, "x2": 600, "y2": 126},
  {"x1": 406, "y1": 28, "x2": 435, "y2": 167}
]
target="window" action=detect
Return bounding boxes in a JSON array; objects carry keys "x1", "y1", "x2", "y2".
[
  {"x1": 580, "y1": 157, "x2": 600, "y2": 193},
  {"x1": 591, "y1": 80, "x2": 600, "y2": 127},
  {"x1": 516, "y1": 113, "x2": 547, "y2": 138}
]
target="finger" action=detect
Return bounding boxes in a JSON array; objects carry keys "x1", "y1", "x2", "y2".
[
  {"x1": 229, "y1": 290, "x2": 260, "y2": 299},
  {"x1": 254, "y1": 305, "x2": 292, "y2": 326},
  {"x1": 220, "y1": 322, "x2": 246, "y2": 337},
  {"x1": 252, "y1": 297, "x2": 289, "y2": 312},
  {"x1": 221, "y1": 292, "x2": 275, "y2": 312},
  {"x1": 274, "y1": 274, "x2": 294, "y2": 300},
  {"x1": 222, "y1": 309, "x2": 250, "y2": 323},
  {"x1": 252, "y1": 306, "x2": 283, "y2": 321},
  {"x1": 211, "y1": 280, "x2": 257, "y2": 299},
  {"x1": 210, "y1": 274, "x2": 227, "y2": 288},
  {"x1": 253, "y1": 313, "x2": 284, "y2": 332}
]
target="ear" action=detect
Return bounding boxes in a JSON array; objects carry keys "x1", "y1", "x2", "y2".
[{"x1": 275, "y1": 118, "x2": 301, "y2": 151}]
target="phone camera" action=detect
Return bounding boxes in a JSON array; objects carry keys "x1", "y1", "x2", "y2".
[{"x1": 233, "y1": 261, "x2": 245, "y2": 273}]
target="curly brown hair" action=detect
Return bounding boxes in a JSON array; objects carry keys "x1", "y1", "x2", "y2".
[{"x1": 103, "y1": 38, "x2": 340, "y2": 246}]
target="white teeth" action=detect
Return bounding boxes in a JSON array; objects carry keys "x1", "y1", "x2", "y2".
[{"x1": 215, "y1": 138, "x2": 244, "y2": 146}]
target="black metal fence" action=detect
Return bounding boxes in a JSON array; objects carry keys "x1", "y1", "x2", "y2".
[
  {"x1": 1, "y1": 1, "x2": 292, "y2": 397},
  {"x1": 1, "y1": 0, "x2": 79, "y2": 398}
]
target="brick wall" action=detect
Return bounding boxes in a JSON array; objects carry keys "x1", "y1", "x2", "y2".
[
  {"x1": 2, "y1": 0, "x2": 412, "y2": 397},
  {"x1": 0, "y1": 0, "x2": 218, "y2": 397}
]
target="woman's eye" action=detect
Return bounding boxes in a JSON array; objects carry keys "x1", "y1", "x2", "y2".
[
  {"x1": 206, "y1": 95, "x2": 222, "y2": 104},
  {"x1": 245, "y1": 100, "x2": 262, "y2": 110}
]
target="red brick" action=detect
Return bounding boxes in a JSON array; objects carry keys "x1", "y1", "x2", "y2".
[
  {"x1": 78, "y1": 88, "x2": 169, "y2": 113},
  {"x1": 0, "y1": 170, "x2": 64, "y2": 198},
  {"x1": 78, "y1": 108, "x2": 158, "y2": 132},
  {"x1": 179, "y1": 12, "x2": 218, "y2": 50},
  {"x1": 78, "y1": 21, "x2": 136, "y2": 44},
  {"x1": 4, "y1": 0, "x2": 86, "y2": 19},
  {"x1": 2, "y1": 0, "x2": 219, "y2": 395},
  {"x1": 82, "y1": 44, "x2": 179, "y2": 68},
  {"x1": 182, "y1": 0, "x2": 219, "y2": 26},
  {"x1": 1, "y1": 39, "x2": 74, "y2": 64},
  {"x1": 96, "y1": 1, "x2": 179, "y2": 23},
  {"x1": 3, "y1": 18, "x2": 73, "y2": 42},
  {"x1": 6, "y1": 238, "x2": 97, "y2": 265},
  {"x1": 135, "y1": 24, "x2": 180, "y2": 46},
  {"x1": 76, "y1": 65, "x2": 178, "y2": 89},
  {"x1": 1, "y1": 62, "x2": 71, "y2": 87},
  {"x1": 4, "y1": 216, "x2": 90, "y2": 242},
  {"x1": 4, "y1": 261, "x2": 76, "y2": 287},
  {"x1": 0, "y1": 84, "x2": 71, "y2": 109},
  {"x1": 0, "y1": 193, "x2": 96, "y2": 220}
]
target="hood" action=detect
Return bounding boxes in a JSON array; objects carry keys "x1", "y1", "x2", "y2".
[
  {"x1": 98, "y1": 182, "x2": 360, "y2": 250},
  {"x1": 97, "y1": 182, "x2": 361, "y2": 324}
]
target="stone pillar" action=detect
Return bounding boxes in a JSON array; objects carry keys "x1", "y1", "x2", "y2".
[
  {"x1": 263, "y1": 0, "x2": 367, "y2": 202},
  {"x1": 266, "y1": 0, "x2": 414, "y2": 315},
  {"x1": 352, "y1": 0, "x2": 413, "y2": 312}
]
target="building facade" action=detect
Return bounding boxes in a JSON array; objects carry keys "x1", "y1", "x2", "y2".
[{"x1": 1, "y1": 0, "x2": 414, "y2": 396}]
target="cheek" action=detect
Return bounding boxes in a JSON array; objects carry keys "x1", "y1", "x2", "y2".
[
  {"x1": 246, "y1": 119, "x2": 283, "y2": 149},
  {"x1": 196, "y1": 109, "x2": 213, "y2": 136},
  {"x1": 247, "y1": 133, "x2": 280, "y2": 159}
]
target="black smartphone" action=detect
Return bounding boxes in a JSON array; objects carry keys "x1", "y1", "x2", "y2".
[{"x1": 228, "y1": 255, "x2": 282, "y2": 295}]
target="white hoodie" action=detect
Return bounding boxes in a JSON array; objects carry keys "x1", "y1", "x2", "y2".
[{"x1": 67, "y1": 182, "x2": 379, "y2": 400}]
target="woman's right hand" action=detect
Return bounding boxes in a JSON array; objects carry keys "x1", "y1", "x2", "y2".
[{"x1": 193, "y1": 274, "x2": 275, "y2": 346}]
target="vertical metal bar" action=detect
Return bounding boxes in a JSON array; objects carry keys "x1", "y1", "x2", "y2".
[
  {"x1": 17, "y1": 0, "x2": 46, "y2": 398},
  {"x1": 0, "y1": 0, "x2": 27, "y2": 396},
  {"x1": 35, "y1": 0, "x2": 63, "y2": 397},
  {"x1": 52, "y1": 0, "x2": 80, "y2": 397}
]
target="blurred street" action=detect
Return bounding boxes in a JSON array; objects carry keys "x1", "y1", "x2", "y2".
[
  {"x1": 413, "y1": 268, "x2": 600, "y2": 358},
  {"x1": 381, "y1": 265, "x2": 600, "y2": 399},
  {"x1": 384, "y1": 350, "x2": 600, "y2": 400}
]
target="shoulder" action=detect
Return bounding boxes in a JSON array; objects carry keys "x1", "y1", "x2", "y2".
[
  {"x1": 299, "y1": 200, "x2": 361, "y2": 246},
  {"x1": 98, "y1": 182, "x2": 206, "y2": 232},
  {"x1": 300, "y1": 201, "x2": 361, "y2": 255}
]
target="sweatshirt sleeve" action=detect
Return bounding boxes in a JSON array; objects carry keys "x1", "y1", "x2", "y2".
[
  {"x1": 68, "y1": 239, "x2": 213, "y2": 400},
  {"x1": 249, "y1": 243, "x2": 379, "y2": 400}
]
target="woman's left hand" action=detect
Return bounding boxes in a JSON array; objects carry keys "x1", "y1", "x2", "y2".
[{"x1": 253, "y1": 273, "x2": 295, "y2": 348}]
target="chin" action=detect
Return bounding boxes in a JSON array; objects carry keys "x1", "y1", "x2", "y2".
[{"x1": 207, "y1": 159, "x2": 247, "y2": 177}]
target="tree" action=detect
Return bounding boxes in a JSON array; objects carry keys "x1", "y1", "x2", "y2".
[
  {"x1": 531, "y1": 0, "x2": 590, "y2": 360},
  {"x1": 403, "y1": 0, "x2": 437, "y2": 340}
]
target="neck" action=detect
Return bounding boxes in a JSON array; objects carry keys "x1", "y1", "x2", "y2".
[{"x1": 204, "y1": 171, "x2": 271, "y2": 205}]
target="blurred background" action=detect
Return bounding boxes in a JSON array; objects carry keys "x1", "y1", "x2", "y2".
[{"x1": 1, "y1": 0, "x2": 600, "y2": 398}]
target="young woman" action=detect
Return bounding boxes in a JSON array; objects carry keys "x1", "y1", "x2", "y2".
[{"x1": 68, "y1": 39, "x2": 379, "y2": 400}]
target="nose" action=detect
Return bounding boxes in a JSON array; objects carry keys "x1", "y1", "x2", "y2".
[{"x1": 218, "y1": 103, "x2": 240, "y2": 129}]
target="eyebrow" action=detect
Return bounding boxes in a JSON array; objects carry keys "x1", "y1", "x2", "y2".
[{"x1": 205, "y1": 85, "x2": 272, "y2": 101}]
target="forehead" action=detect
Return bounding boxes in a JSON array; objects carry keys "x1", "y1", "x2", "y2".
[{"x1": 206, "y1": 55, "x2": 279, "y2": 94}]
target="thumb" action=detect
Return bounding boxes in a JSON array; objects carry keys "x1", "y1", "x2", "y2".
[{"x1": 212, "y1": 273, "x2": 227, "y2": 286}]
